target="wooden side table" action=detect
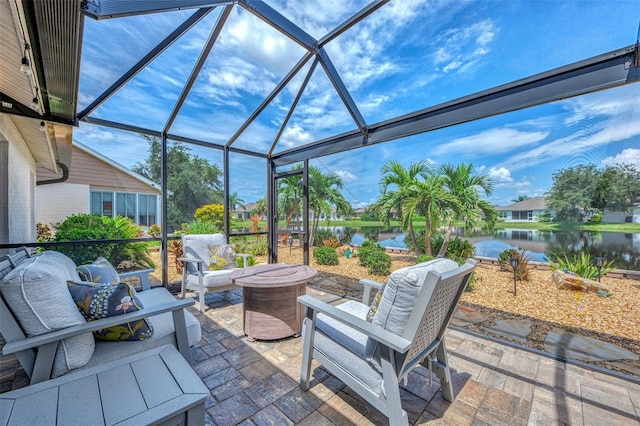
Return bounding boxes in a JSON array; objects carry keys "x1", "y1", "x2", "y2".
[
  {"x1": 0, "y1": 345, "x2": 209, "y2": 426},
  {"x1": 230, "y1": 263, "x2": 317, "y2": 341}
]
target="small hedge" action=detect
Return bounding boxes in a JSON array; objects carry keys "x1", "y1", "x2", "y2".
[{"x1": 313, "y1": 246, "x2": 339, "y2": 265}]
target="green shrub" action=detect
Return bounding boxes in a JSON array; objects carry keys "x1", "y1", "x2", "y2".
[
  {"x1": 182, "y1": 219, "x2": 220, "y2": 234},
  {"x1": 314, "y1": 229, "x2": 335, "y2": 246},
  {"x1": 147, "y1": 224, "x2": 161, "y2": 237},
  {"x1": 431, "y1": 235, "x2": 475, "y2": 263},
  {"x1": 497, "y1": 248, "x2": 520, "y2": 270},
  {"x1": 51, "y1": 214, "x2": 153, "y2": 269},
  {"x1": 193, "y1": 204, "x2": 228, "y2": 230},
  {"x1": 358, "y1": 241, "x2": 386, "y2": 267},
  {"x1": 313, "y1": 246, "x2": 339, "y2": 265},
  {"x1": 365, "y1": 250, "x2": 391, "y2": 275},
  {"x1": 500, "y1": 249, "x2": 531, "y2": 281},
  {"x1": 416, "y1": 254, "x2": 435, "y2": 264},
  {"x1": 549, "y1": 252, "x2": 615, "y2": 280}
]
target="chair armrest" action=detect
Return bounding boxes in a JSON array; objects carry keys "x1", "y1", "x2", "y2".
[
  {"x1": 177, "y1": 257, "x2": 203, "y2": 264},
  {"x1": 297, "y1": 295, "x2": 411, "y2": 353},
  {"x1": 2, "y1": 298, "x2": 194, "y2": 355},
  {"x1": 118, "y1": 268, "x2": 154, "y2": 291},
  {"x1": 235, "y1": 253, "x2": 251, "y2": 268},
  {"x1": 359, "y1": 278, "x2": 383, "y2": 305}
]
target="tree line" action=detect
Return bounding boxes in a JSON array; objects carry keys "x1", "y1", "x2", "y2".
[{"x1": 546, "y1": 164, "x2": 640, "y2": 222}]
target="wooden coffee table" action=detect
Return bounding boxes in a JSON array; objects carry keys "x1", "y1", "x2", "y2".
[{"x1": 230, "y1": 263, "x2": 317, "y2": 341}]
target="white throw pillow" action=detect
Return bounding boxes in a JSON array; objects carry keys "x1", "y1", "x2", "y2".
[{"x1": 1, "y1": 253, "x2": 95, "y2": 377}]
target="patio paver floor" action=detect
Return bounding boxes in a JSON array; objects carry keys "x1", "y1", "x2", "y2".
[{"x1": 2, "y1": 286, "x2": 639, "y2": 425}]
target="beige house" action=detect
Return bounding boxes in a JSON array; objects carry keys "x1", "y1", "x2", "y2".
[{"x1": 36, "y1": 141, "x2": 161, "y2": 229}]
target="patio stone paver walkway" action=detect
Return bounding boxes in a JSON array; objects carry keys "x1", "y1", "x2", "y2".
[
  {"x1": 484, "y1": 319, "x2": 532, "y2": 344},
  {"x1": 2, "y1": 286, "x2": 640, "y2": 425},
  {"x1": 544, "y1": 328, "x2": 640, "y2": 362}
]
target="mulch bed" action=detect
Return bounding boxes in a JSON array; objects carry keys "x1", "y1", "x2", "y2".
[{"x1": 149, "y1": 246, "x2": 640, "y2": 377}]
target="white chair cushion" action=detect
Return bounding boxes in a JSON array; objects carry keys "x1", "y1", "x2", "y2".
[
  {"x1": 371, "y1": 258, "x2": 459, "y2": 336},
  {"x1": 1, "y1": 253, "x2": 95, "y2": 377},
  {"x1": 184, "y1": 269, "x2": 234, "y2": 288},
  {"x1": 365, "y1": 258, "x2": 458, "y2": 372},
  {"x1": 182, "y1": 234, "x2": 227, "y2": 272}
]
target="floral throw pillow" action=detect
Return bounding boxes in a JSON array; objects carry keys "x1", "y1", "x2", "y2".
[
  {"x1": 67, "y1": 281, "x2": 153, "y2": 341},
  {"x1": 76, "y1": 257, "x2": 120, "y2": 284},
  {"x1": 208, "y1": 244, "x2": 237, "y2": 270},
  {"x1": 366, "y1": 284, "x2": 386, "y2": 322}
]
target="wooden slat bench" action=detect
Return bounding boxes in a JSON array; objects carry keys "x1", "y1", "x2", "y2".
[{"x1": 0, "y1": 345, "x2": 209, "y2": 426}]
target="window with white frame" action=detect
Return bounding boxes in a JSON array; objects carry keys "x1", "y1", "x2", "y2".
[{"x1": 90, "y1": 191, "x2": 157, "y2": 226}]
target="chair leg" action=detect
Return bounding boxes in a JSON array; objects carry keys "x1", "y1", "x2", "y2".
[
  {"x1": 299, "y1": 311, "x2": 315, "y2": 390},
  {"x1": 433, "y1": 340, "x2": 454, "y2": 402},
  {"x1": 380, "y1": 348, "x2": 408, "y2": 426},
  {"x1": 180, "y1": 268, "x2": 187, "y2": 299}
]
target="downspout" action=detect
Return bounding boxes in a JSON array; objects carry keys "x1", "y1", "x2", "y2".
[{"x1": 36, "y1": 163, "x2": 69, "y2": 185}]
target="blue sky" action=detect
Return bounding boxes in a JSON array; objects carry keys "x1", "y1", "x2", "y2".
[{"x1": 74, "y1": 0, "x2": 640, "y2": 208}]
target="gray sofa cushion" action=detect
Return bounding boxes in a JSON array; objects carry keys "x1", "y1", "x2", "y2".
[
  {"x1": 310, "y1": 300, "x2": 383, "y2": 392},
  {"x1": 86, "y1": 288, "x2": 202, "y2": 369},
  {"x1": 1, "y1": 253, "x2": 95, "y2": 377}
]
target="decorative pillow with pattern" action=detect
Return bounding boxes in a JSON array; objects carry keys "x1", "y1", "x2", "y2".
[
  {"x1": 365, "y1": 284, "x2": 386, "y2": 322},
  {"x1": 76, "y1": 257, "x2": 120, "y2": 284},
  {"x1": 208, "y1": 244, "x2": 237, "y2": 270},
  {"x1": 67, "y1": 280, "x2": 154, "y2": 341}
]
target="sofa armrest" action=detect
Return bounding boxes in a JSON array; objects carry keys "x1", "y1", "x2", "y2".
[
  {"x1": 2, "y1": 298, "x2": 194, "y2": 355},
  {"x1": 359, "y1": 278, "x2": 384, "y2": 305},
  {"x1": 118, "y1": 268, "x2": 154, "y2": 291}
]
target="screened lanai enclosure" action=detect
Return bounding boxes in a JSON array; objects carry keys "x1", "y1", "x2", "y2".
[{"x1": 1, "y1": 0, "x2": 639, "y2": 278}]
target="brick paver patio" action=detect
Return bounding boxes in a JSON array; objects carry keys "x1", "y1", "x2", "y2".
[{"x1": 2, "y1": 286, "x2": 639, "y2": 425}]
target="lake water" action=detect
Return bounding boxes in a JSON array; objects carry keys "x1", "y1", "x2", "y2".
[{"x1": 320, "y1": 226, "x2": 640, "y2": 271}]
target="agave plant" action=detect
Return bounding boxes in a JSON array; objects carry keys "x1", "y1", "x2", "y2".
[{"x1": 549, "y1": 252, "x2": 615, "y2": 280}]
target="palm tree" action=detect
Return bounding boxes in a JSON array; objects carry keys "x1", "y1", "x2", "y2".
[
  {"x1": 228, "y1": 192, "x2": 245, "y2": 214},
  {"x1": 308, "y1": 166, "x2": 349, "y2": 246},
  {"x1": 400, "y1": 173, "x2": 456, "y2": 256},
  {"x1": 278, "y1": 169, "x2": 303, "y2": 228},
  {"x1": 377, "y1": 161, "x2": 432, "y2": 255},
  {"x1": 511, "y1": 195, "x2": 530, "y2": 203},
  {"x1": 254, "y1": 196, "x2": 267, "y2": 219},
  {"x1": 436, "y1": 162, "x2": 498, "y2": 258}
]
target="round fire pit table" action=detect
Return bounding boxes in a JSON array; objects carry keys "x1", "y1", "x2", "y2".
[{"x1": 230, "y1": 263, "x2": 317, "y2": 341}]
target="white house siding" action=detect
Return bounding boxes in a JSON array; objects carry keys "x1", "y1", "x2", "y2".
[
  {"x1": 3, "y1": 133, "x2": 37, "y2": 247},
  {"x1": 36, "y1": 183, "x2": 90, "y2": 227},
  {"x1": 602, "y1": 208, "x2": 640, "y2": 224}
]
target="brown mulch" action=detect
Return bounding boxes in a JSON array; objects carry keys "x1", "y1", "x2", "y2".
[{"x1": 149, "y1": 246, "x2": 640, "y2": 375}]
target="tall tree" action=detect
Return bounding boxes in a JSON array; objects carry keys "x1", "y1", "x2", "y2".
[
  {"x1": 131, "y1": 135, "x2": 223, "y2": 226},
  {"x1": 546, "y1": 164, "x2": 600, "y2": 222},
  {"x1": 228, "y1": 192, "x2": 245, "y2": 212},
  {"x1": 277, "y1": 168, "x2": 303, "y2": 228},
  {"x1": 308, "y1": 166, "x2": 349, "y2": 246},
  {"x1": 591, "y1": 164, "x2": 640, "y2": 213},
  {"x1": 401, "y1": 173, "x2": 454, "y2": 256},
  {"x1": 436, "y1": 162, "x2": 497, "y2": 258},
  {"x1": 254, "y1": 196, "x2": 267, "y2": 219},
  {"x1": 377, "y1": 161, "x2": 432, "y2": 255}
]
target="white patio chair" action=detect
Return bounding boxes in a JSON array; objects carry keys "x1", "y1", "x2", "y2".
[
  {"x1": 298, "y1": 258, "x2": 477, "y2": 425},
  {"x1": 179, "y1": 234, "x2": 249, "y2": 312}
]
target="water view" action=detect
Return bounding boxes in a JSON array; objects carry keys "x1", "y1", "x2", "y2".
[{"x1": 320, "y1": 226, "x2": 640, "y2": 271}]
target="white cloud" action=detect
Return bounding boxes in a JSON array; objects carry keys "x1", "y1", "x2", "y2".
[
  {"x1": 432, "y1": 128, "x2": 548, "y2": 156},
  {"x1": 281, "y1": 124, "x2": 314, "y2": 147},
  {"x1": 602, "y1": 148, "x2": 640, "y2": 169},
  {"x1": 334, "y1": 170, "x2": 357, "y2": 183},
  {"x1": 487, "y1": 167, "x2": 514, "y2": 184},
  {"x1": 432, "y1": 19, "x2": 498, "y2": 75}
]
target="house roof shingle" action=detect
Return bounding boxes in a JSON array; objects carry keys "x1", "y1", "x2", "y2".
[{"x1": 495, "y1": 196, "x2": 548, "y2": 211}]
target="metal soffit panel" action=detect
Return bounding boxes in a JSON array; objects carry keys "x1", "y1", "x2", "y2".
[{"x1": 32, "y1": 0, "x2": 83, "y2": 122}]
